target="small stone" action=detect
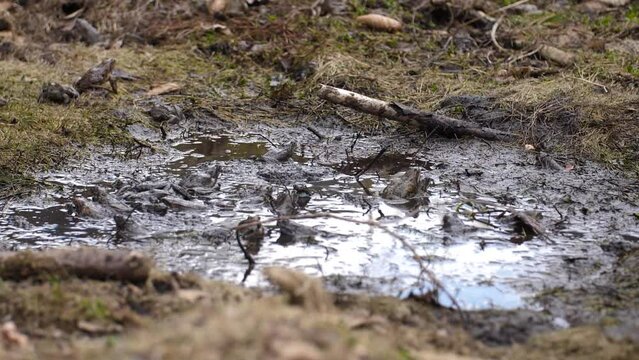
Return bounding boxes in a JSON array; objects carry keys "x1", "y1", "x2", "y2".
[{"x1": 0, "y1": 97, "x2": 7, "y2": 107}]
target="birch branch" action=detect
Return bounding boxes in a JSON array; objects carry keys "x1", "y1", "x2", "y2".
[{"x1": 317, "y1": 84, "x2": 514, "y2": 141}]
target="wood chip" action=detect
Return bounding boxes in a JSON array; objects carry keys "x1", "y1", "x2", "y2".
[
  {"x1": 146, "y1": 82, "x2": 183, "y2": 96},
  {"x1": 356, "y1": 14, "x2": 402, "y2": 32},
  {"x1": 539, "y1": 45, "x2": 575, "y2": 66}
]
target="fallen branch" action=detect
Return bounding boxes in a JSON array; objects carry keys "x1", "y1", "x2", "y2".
[
  {"x1": 317, "y1": 85, "x2": 513, "y2": 141},
  {"x1": 0, "y1": 248, "x2": 152, "y2": 282}
]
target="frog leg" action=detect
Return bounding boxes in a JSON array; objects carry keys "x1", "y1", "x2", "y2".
[{"x1": 109, "y1": 78, "x2": 118, "y2": 94}]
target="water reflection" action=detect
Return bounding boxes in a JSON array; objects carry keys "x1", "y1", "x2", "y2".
[{"x1": 0, "y1": 132, "x2": 609, "y2": 310}]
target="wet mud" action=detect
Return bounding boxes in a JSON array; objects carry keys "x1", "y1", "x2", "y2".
[{"x1": 2, "y1": 116, "x2": 638, "y2": 342}]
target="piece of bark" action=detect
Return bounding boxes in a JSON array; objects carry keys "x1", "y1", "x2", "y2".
[
  {"x1": 317, "y1": 85, "x2": 513, "y2": 141},
  {"x1": 0, "y1": 248, "x2": 152, "y2": 282}
]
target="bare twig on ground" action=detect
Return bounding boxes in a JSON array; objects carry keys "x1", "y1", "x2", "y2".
[
  {"x1": 306, "y1": 126, "x2": 325, "y2": 140},
  {"x1": 491, "y1": 0, "x2": 530, "y2": 15},
  {"x1": 317, "y1": 85, "x2": 513, "y2": 141}
]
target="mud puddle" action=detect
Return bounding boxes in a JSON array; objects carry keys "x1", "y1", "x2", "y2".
[{"x1": 2, "y1": 126, "x2": 637, "y2": 311}]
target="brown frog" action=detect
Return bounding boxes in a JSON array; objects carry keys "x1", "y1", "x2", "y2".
[
  {"x1": 38, "y1": 82, "x2": 79, "y2": 104},
  {"x1": 260, "y1": 142, "x2": 297, "y2": 162},
  {"x1": 381, "y1": 168, "x2": 431, "y2": 201},
  {"x1": 237, "y1": 216, "x2": 265, "y2": 255},
  {"x1": 75, "y1": 58, "x2": 117, "y2": 93}
]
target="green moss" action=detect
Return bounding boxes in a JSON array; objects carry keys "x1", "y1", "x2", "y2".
[{"x1": 79, "y1": 298, "x2": 112, "y2": 321}]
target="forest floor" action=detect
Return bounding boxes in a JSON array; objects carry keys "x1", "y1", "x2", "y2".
[{"x1": 1, "y1": 0, "x2": 638, "y2": 358}]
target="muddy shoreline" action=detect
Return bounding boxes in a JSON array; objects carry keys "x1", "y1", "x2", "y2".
[{"x1": 3, "y1": 119, "x2": 639, "y2": 347}]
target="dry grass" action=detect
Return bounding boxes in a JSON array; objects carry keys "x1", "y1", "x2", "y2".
[{"x1": 2, "y1": 265, "x2": 636, "y2": 360}]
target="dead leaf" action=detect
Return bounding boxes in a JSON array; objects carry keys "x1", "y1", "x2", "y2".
[
  {"x1": 146, "y1": 82, "x2": 182, "y2": 96},
  {"x1": 1, "y1": 322, "x2": 29, "y2": 349},
  {"x1": 356, "y1": 14, "x2": 402, "y2": 32}
]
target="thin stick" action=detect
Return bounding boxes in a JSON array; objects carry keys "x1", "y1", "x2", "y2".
[
  {"x1": 491, "y1": 0, "x2": 530, "y2": 15},
  {"x1": 491, "y1": 16, "x2": 507, "y2": 52},
  {"x1": 507, "y1": 46, "x2": 541, "y2": 65},
  {"x1": 569, "y1": 75, "x2": 609, "y2": 93},
  {"x1": 247, "y1": 133, "x2": 278, "y2": 147},
  {"x1": 355, "y1": 146, "x2": 388, "y2": 178},
  {"x1": 236, "y1": 231, "x2": 256, "y2": 265},
  {"x1": 306, "y1": 126, "x2": 325, "y2": 140}
]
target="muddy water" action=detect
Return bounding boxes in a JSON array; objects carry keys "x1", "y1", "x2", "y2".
[{"x1": 2, "y1": 127, "x2": 637, "y2": 310}]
